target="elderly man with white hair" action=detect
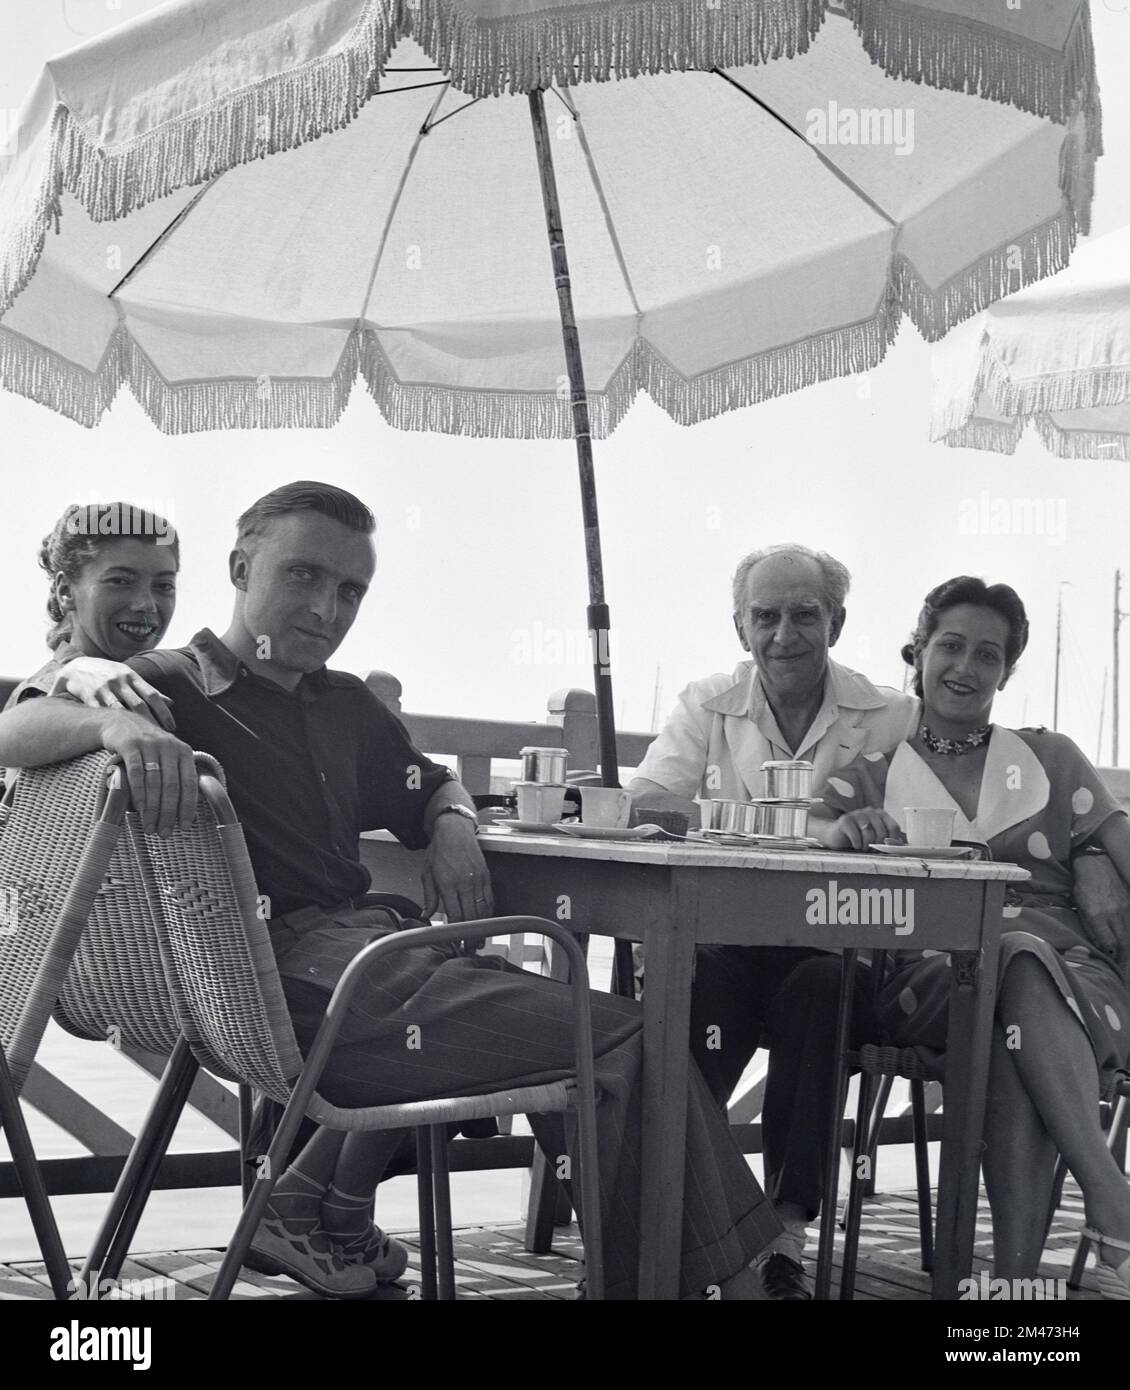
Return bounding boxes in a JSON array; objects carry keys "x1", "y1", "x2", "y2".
[
  {"x1": 629, "y1": 543, "x2": 917, "y2": 1299},
  {"x1": 632, "y1": 542, "x2": 1130, "y2": 1298}
]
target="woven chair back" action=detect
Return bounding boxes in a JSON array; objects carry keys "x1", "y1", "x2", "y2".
[
  {"x1": 53, "y1": 830, "x2": 183, "y2": 1055},
  {"x1": 129, "y1": 756, "x2": 304, "y2": 1098},
  {"x1": 0, "y1": 751, "x2": 125, "y2": 1089}
]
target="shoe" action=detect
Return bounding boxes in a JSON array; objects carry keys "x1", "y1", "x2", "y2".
[
  {"x1": 338, "y1": 1225, "x2": 410, "y2": 1283},
  {"x1": 1082, "y1": 1228, "x2": 1130, "y2": 1300},
  {"x1": 249, "y1": 1210, "x2": 379, "y2": 1299},
  {"x1": 757, "y1": 1252, "x2": 813, "y2": 1300}
]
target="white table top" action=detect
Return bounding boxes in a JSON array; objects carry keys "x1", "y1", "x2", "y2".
[{"x1": 476, "y1": 827, "x2": 1031, "y2": 882}]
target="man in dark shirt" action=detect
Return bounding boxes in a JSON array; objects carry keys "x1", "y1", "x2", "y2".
[{"x1": 0, "y1": 481, "x2": 778, "y2": 1300}]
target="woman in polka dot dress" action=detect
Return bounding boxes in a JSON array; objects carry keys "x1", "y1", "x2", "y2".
[{"x1": 810, "y1": 576, "x2": 1130, "y2": 1299}]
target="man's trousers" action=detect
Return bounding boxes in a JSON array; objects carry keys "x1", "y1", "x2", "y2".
[
  {"x1": 689, "y1": 947, "x2": 876, "y2": 1219},
  {"x1": 270, "y1": 906, "x2": 781, "y2": 1299}
]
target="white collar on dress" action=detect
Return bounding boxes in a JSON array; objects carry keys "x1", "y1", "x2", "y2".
[{"x1": 883, "y1": 728, "x2": 1049, "y2": 844}]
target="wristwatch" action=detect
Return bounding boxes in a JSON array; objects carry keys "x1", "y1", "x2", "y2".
[{"x1": 433, "y1": 803, "x2": 480, "y2": 833}]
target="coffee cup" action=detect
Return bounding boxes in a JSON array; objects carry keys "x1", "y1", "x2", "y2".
[
  {"x1": 516, "y1": 782, "x2": 566, "y2": 825},
  {"x1": 580, "y1": 786, "x2": 633, "y2": 829},
  {"x1": 903, "y1": 807, "x2": 956, "y2": 848}
]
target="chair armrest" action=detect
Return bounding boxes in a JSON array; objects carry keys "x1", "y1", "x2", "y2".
[{"x1": 296, "y1": 917, "x2": 599, "y2": 1127}]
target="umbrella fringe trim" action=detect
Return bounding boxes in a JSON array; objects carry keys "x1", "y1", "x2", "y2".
[
  {"x1": 982, "y1": 355, "x2": 1130, "y2": 422},
  {"x1": 403, "y1": 0, "x2": 823, "y2": 99},
  {"x1": 1035, "y1": 417, "x2": 1130, "y2": 462},
  {"x1": 0, "y1": 0, "x2": 1099, "y2": 322},
  {"x1": 933, "y1": 418, "x2": 1023, "y2": 456},
  {"x1": 360, "y1": 338, "x2": 629, "y2": 439},
  {"x1": 0, "y1": 308, "x2": 902, "y2": 436},
  {"x1": 637, "y1": 306, "x2": 898, "y2": 426},
  {"x1": 844, "y1": 0, "x2": 1102, "y2": 144},
  {"x1": 53, "y1": 11, "x2": 395, "y2": 229},
  {"x1": 892, "y1": 208, "x2": 1078, "y2": 344},
  {"x1": 0, "y1": 0, "x2": 399, "y2": 318},
  {"x1": 933, "y1": 346, "x2": 1130, "y2": 446}
]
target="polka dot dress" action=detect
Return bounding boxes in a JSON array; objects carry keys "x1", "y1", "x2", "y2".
[{"x1": 817, "y1": 728, "x2": 1130, "y2": 1097}]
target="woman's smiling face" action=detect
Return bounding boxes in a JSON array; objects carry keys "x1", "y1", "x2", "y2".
[
  {"x1": 57, "y1": 538, "x2": 177, "y2": 660},
  {"x1": 919, "y1": 603, "x2": 1011, "y2": 728}
]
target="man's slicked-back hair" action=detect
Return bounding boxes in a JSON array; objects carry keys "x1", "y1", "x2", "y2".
[{"x1": 236, "y1": 481, "x2": 375, "y2": 550}]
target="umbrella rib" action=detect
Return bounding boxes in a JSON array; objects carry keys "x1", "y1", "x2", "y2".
[
  {"x1": 710, "y1": 67, "x2": 898, "y2": 229},
  {"x1": 357, "y1": 83, "x2": 450, "y2": 328},
  {"x1": 554, "y1": 88, "x2": 643, "y2": 328},
  {"x1": 106, "y1": 179, "x2": 221, "y2": 298}
]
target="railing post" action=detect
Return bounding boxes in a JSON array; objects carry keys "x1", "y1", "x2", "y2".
[
  {"x1": 364, "y1": 670, "x2": 403, "y2": 714},
  {"x1": 546, "y1": 688, "x2": 599, "y2": 774}
]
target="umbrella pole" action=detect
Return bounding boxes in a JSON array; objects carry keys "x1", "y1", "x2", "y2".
[{"x1": 528, "y1": 88, "x2": 620, "y2": 788}]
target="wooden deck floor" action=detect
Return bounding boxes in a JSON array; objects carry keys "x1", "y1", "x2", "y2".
[{"x1": 0, "y1": 1183, "x2": 1107, "y2": 1300}]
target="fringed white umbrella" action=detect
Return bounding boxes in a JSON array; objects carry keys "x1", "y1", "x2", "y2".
[
  {"x1": 0, "y1": 0, "x2": 1103, "y2": 786},
  {"x1": 931, "y1": 223, "x2": 1130, "y2": 460}
]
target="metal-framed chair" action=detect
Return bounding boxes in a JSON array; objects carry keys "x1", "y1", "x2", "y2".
[
  {"x1": 813, "y1": 946, "x2": 941, "y2": 1299},
  {"x1": 0, "y1": 750, "x2": 128, "y2": 1298},
  {"x1": 122, "y1": 755, "x2": 605, "y2": 1300},
  {"x1": 835, "y1": 979, "x2": 1130, "y2": 1300},
  {"x1": 1061, "y1": 1074, "x2": 1130, "y2": 1288},
  {"x1": 837, "y1": 1043, "x2": 943, "y2": 1298}
]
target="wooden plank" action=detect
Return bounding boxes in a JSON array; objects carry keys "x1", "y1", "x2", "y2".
[
  {"x1": 451, "y1": 1227, "x2": 582, "y2": 1299},
  {"x1": 0, "y1": 1265, "x2": 55, "y2": 1300},
  {"x1": 399, "y1": 1228, "x2": 562, "y2": 1300},
  {"x1": 395, "y1": 1238, "x2": 492, "y2": 1300},
  {"x1": 0, "y1": 1148, "x2": 241, "y2": 1198},
  {"x1": 130, "y1": 1248, "x2": 317, "y2": 1301},
  {"x1": 401, "y1": 713, "x2": 559, "y2": 762},
  {"x1": 20, "y1": 1255, "x2": 184, "y2": 1302},
  {"x1": 21, "y1": 1063, "x2": 135, "y2": 1155}
]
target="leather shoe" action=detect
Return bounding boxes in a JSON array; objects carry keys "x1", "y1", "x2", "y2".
[{"x1": 757, "y1": 1252, "x2": 812, "y2": 1300}]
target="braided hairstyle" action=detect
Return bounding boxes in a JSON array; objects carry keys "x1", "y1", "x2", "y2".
[
  {"x1": 901, "y1": 576, "x2": 1029, "y2": 698},
  {"x1": 38, "y1": 503, "x2": 179, "y2": 652}
]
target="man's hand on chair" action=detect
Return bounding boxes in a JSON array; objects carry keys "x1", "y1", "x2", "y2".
[
  {"x1": 423, "y1": 814, "x2": 494, "y2": 923},
  {"x1": 100, "y1": 710, "x2": 198, "y2": 837}
]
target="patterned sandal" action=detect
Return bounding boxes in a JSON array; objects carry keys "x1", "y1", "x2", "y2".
[
  {"x1": 249, "y1": 1207, "x2": 378, "y2": 1299},
  {"x1": 1081, "y1": 1228, "x2": 1130, "y2": 1301},
  {"x1": 338, "y1": 1224, "x2": 410, "y2": 1283}
]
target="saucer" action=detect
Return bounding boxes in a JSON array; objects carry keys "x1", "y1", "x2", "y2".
[
  {"x1": 493, "y1": 820, "x2": 572, "y2": 835},
  {"x1": 868, "y1": 843, "x2": 977, "y2": 861},
  {"x1": 556, "y1": 823, "x2": 664, "y2": 842}
]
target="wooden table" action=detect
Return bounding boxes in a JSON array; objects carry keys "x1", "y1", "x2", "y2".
[{"x1": 475, "y1": 829, "x2": 1029, "y2": 1301}]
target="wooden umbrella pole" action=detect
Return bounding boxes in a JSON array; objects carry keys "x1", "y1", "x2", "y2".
[{"x1": 528, "y1": 87, "x2": 620, "y2": 787}]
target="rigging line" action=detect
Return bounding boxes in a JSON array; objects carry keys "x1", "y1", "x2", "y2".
[
  {"x1": 373, "y1": 79, "x2": 451, "y2": 95},
  {"x1": 710, "y1": 66, "x2": 899, "y2": 229},
  {"x1": 106, "y1": 179, "x2": 221, "y2": 298},
  {"x1": 425, "y1": 95, "x2": 482, "y2": 131}
]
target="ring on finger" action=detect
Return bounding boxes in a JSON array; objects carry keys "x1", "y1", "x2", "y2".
[{"x1": 143, "y1": 762, "x2": 161, "y2": 772}]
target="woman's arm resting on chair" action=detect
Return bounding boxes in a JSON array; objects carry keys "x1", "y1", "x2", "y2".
[
  {"x1": 1088, "y1": 816, "x2": 1130, "y2": 975},
  {"x1": 0, "y1": 698, "x2": 197, "y2": 836}
]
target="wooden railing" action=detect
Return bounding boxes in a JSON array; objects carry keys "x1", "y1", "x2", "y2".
[
  {"x1": 363, "y1": 673, "x2": 656, "y2": 793},
  {"x1": 6, "y1": 665, "x2": 1130, "y2": 1207}
]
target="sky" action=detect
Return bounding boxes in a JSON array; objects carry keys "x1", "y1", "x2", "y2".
[{"x1": 2, "y1": 2, "x2": 1130, "y2": 761}]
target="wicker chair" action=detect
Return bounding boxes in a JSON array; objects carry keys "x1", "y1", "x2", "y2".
[
  {"x1": 58, "y1": 804, "x2": 254, "y2": 1301},
  {"x1": 0, "y1": 751, "x2": 127, "y2": 1297},
  {"x1": 119, "y1": 755, "x2": 605, "y2": 1300}
]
